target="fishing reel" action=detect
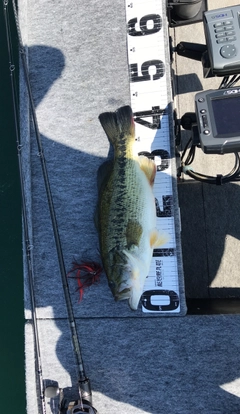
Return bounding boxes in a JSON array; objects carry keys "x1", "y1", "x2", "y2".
[
  {"x1": 45, "y1": 382, "x2": 98, "y2": 414},
  {"x1": 59, "y1": 399, "x2": 98, "y2": 414}
]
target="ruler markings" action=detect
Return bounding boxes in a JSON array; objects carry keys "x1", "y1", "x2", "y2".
[{"x1": 126, "y1": 0, "x2": 181, "y2": 313}]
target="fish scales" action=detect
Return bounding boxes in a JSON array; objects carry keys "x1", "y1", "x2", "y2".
[
  {"x1": 102, "y1": 159, "x2": 147, "y2": 251},
  {"x1": 98, "y1": 106, "x2": 168, "y2": 310}
]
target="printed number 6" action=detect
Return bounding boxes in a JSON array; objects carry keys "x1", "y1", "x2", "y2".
[{"x1": 128, "y1": 14, "x2": 162, "y2": 36}]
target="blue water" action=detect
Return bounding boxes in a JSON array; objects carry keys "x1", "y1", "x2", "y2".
[{"x1": 0, "y1": 3, "x2": 26, "y2": 413}]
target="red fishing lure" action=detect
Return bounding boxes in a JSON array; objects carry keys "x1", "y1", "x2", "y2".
[{"x1": 68, "y1": 261, "x2": 102, "y2": 301}]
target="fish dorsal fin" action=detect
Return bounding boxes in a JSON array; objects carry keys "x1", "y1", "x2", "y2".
[
  {"x1": 95, "y1": 160, "x2": 114, "y2": 231},
  {"x1": 97, "y1": 160, "x2": 113, "y2": 193},
  {"x1": 150, "y1": 229, "x2": 169, "y2": 248},
  {"x1": 138, "y1": 155, "x2": 156, "y2": 186},
  {"x1": 126, "y1": 220, "x2": 143, "y2": 249}
]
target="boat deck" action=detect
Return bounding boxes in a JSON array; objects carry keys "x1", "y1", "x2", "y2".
[{"x1": 19, "y1": 0, "x2": 240, "y2": 412}]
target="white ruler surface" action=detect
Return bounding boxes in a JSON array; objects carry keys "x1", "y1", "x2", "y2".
[{"x1": 125, "y1": 0, "x2": 183, "y2": 313}]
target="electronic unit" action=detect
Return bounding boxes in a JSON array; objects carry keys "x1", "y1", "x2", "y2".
[
  {"x1": 203, "y1": 5, "x2": 240, "y2": 76},
  {"x1": 195, "y1": 87, "x2": 240, "y2": 154}
]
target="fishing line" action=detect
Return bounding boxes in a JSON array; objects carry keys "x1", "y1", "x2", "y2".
[
  {"x1": 4, "y1": 0, "x2": 97, "y2": 412},
  {"x1": 2, "y1": 1, "x2": 46, "y2": 413}
]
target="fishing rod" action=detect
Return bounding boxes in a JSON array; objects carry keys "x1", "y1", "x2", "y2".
[
  {"x1": 3, "y1": 1, "x2": 47, "y2": 413},
  {"x1": 4, "y1": 0, "x2": 98, "y2": 412}
]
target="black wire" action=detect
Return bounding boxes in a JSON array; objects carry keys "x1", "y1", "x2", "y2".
[
  {"x1": 180, "y1": 130, "x2": 240, "y2": 184},
  {"x1": 181, "y1": 137, "x2": 192, "y2": 161},
  {"x1": 181, "y1": 136, "x2": 196, "y2": 166},
  {"x1": 227, "y1": 75, "x2": 240, "y2": 88},
  {"x1": 219, "y1": 76, "x2": 229, "y2": 89},
  {"x1": 185, "y1": 145, "x2": 195, "y2": 165},
  {"x1": 183, "y1": 153, "x2": 240, "y2": 184},
  {"x1": 219, "y1": 74, "x2": 240, "y2": 89}
]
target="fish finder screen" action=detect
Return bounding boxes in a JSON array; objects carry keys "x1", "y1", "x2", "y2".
[{"x1": 211, "y1": 95, "x2": 240, "y2": 136}]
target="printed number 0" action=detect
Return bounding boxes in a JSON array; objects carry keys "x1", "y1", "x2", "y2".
[{"x1": 142, "y1": 290, "x2": 179, "y2": 311}]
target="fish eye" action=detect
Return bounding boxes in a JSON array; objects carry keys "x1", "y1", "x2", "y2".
[{"x1": 108, "y1": 280, "x2": 116, "y2": 293}]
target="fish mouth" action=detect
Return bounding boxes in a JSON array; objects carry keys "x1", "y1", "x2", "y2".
[
  {"x1": 115, "y1": 287, "x2": 131, "y2": 301},
  {"x1": 108, "y1": 279, "x2": 142, "y2": 311},
  {"x1": 105, "y1": 249, "x2": 143, "y2": 310},
  {"x1": 108, "y1": 279, "x2": 131, "y2": 301}
]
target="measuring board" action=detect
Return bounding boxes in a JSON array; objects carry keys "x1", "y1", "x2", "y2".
[{"x1": 125, "y1": 0, "x2": 186, "y2": 314}]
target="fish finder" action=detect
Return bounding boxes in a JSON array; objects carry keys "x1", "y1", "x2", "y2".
[
  {"x1": 203, "y1": 5, "x2": 240, "y2": 76},
  {"x1": 195, "y1": 87, "x2": 240, "y2": 154},
  {"x1": 174, "y1": 5, "x2": 240, "y2": 78}
]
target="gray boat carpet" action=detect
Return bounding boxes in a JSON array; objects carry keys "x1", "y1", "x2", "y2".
[{"x1": 18, "y1": 0, "x2": 240, "y2": 413}]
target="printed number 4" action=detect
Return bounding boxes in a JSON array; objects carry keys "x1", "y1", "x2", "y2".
[{"x1": 134, "y1": 106, "x2": 164, "y2": 129}]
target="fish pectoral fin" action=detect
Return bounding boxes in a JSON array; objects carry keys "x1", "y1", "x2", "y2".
[
  {"x1": 138, "y1": 155, "x2": 156, "y2": 186},
  {"x1": 126, "y1": 220, "x2": 143, "y2": 249},
  {"x1": 150, "y1": 229, "x2": 170, "y2": 248}
]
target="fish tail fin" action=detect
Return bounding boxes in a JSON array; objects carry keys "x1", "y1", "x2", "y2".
[
  {"x1": 99, "y1": 105, "x2": 135, "y2": 146},
  {"x1": 116, "y1": 105, "x2": 135, "y2": 138}
]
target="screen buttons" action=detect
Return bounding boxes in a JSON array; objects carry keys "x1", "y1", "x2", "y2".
[
  {"x1": 202, "y1": 114, "x2": 209, "y2": 128},
  {"x1": 220, "y1": 44, "x2": 237, "y2": 58}
]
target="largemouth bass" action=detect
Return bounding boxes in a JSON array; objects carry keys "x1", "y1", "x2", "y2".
[{"x1": 97, "y1": 105, "x2": 168, "y2": 310}]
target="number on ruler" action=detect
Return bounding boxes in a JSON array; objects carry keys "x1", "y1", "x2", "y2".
[
  {"x1": 138, "y1": 150, "x2": 170, "y2": 171},
  {"x1": 153, "y1": 248, "x2": 175, "y2": 257},
  {"x1": 134, "y1": 106, "x2": 164, "y2": 129},
  {"x1": 141, "y1": 289, "x2": 179, "y2": 311},
  {"x1": 154, "y1": 149, "x2": 170, "y2": 171},
  {"x1": 130, "y1": 60, "x2": 165, "y2": 82},
  {"x1": 155, "y1": 195, "x2": 173, "y2": 217},
  {"x1": 128, "y1": 14, "x2": 162, "y2": 36}
]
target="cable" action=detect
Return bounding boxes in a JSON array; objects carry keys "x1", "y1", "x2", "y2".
[
  {"x1": 219, "y1": 74, "x2": 240, "y2": 89},
  {"x1": 181, "y1": 137, "x2": 196, "y2": 166},
  {"x1": 179, "y1": 131, "x2": 240, "y2": 184},
  {"x1": 181, "y1": 152, "x2": 240, "y2": 184},
  {"x1": 185, "y1": 144, "x2": 195, "y2": 166},
  {"x1": 227, "y1": 75, "x2": 240, "y2": 88},
  {"x1": 219, "y1": 76, "x2": 229, "y2": 89}
]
